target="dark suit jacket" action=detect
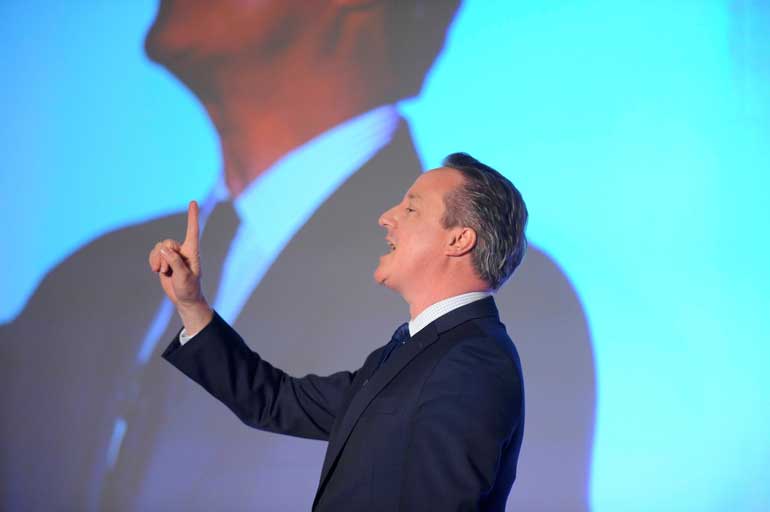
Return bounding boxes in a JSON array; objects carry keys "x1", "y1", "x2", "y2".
[
  {"x1": 0, "y1": 121, "x2": 594, "y2": 511},
  {"x1": 162, "y1": 297, "x2": 524, "y2": 512}
]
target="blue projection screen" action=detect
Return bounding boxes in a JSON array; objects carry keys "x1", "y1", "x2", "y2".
[{"x1": 1, "y1": 1, "x2": 768, "y2": 511}]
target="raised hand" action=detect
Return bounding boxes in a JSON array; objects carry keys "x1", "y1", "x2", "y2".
[{"x1": 148, "y1": 200, "x2": 213, "y2": 335}]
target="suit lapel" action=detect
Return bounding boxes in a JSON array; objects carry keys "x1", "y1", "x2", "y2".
[
  {"x1": 316, "y1": 324, "x2": 439, "y2": 489},
  {"x1": 314, "y1": 297, "x2": 502, "y2": 505}
]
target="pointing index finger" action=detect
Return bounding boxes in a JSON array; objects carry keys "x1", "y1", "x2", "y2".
[{"x1": 184, "y1": 200, "x2": 200, "y2": 250}]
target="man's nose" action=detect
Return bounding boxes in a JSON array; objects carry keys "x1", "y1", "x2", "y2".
[{"x1": 378, "y1": 206, "x2": 395, "y2": 228}]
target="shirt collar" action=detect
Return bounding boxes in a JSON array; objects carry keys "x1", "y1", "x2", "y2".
[{"x1": 408, "y1": 291, "x2": 493, "y2": 337}]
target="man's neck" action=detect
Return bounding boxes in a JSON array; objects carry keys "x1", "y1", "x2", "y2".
[{"x1": 191, "y1": 63, "x2": 395, "y2": 197}]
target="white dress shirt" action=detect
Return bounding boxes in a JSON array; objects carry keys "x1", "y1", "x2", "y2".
[{"x1": 408, "y1": 291, "x2": 492, "y2": 337}]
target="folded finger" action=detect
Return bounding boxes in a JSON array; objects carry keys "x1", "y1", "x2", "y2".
[{"x1": 149, "y1": 247, "x2": 160, "y2": 272}]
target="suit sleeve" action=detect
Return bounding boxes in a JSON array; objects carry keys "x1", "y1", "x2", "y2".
[
  {"x1": 399, "y1": 338, "x2": 524, "y2": 511},
  {"x1": 162, "y1": 311, "x2": 357, "y2": 441}
]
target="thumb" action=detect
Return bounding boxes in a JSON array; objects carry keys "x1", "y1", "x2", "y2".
[{"x1": 160, "y1": 247, "x2": 190, "y2": 278}]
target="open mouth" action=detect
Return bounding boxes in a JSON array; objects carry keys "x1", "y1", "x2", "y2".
[{"x1": 386, "y1": 240, "x2": 396, "y2": 253}]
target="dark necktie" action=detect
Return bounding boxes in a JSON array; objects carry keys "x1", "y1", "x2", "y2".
[
  {"x1": 198, "y1": 201, "x2": 241, "y2": 301},
  {"x1": 376, "y1": 322, "x2": 411, "y2": 371},
  {"x1": 99, "y1": 200, "x2": 240, "y2": 511}
]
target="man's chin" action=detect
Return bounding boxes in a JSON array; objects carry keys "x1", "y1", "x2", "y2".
[{"x1": 373, "y1": 266, "x2": 392, "y2": 288}]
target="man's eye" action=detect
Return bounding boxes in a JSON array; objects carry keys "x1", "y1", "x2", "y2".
[{"x1": 405, "y1": 207, "x2": 415, "y2": 213}]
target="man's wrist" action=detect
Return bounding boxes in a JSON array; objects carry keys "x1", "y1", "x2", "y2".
[{"x1": 176, "y1": 300, "x2": 214, "y2": 338}]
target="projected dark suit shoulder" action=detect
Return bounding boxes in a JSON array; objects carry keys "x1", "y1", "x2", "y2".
[
  {"x1": 0, "y1": 210, "x2": 181, "y2": 509},
  {"x1": 496, "y1": 248, "x2": 595, "y2": 510}
]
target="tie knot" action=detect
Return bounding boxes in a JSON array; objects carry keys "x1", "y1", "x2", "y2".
[
  {"x1": 375, "y1": 322, "x2": 411, "y2": 370},
  {"x1": 391, "y1": 322, "x2": 410, "y2": 344},
  {"x1": 203, "y1": 200, "x2": 240, "y2": 238}
]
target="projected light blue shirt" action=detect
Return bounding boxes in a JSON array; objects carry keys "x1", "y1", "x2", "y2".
[{"x1": 178, "y1": 104, "x2": 400, "y2": 343}]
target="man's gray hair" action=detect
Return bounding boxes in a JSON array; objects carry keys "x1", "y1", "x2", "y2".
[{"x1": 441, "y1": 152, "x2": 529, "y2": 290}]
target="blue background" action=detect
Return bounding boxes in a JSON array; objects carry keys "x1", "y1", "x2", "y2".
[{"x1": 2, "y1": 1, "x2": 769, "y2": 510}]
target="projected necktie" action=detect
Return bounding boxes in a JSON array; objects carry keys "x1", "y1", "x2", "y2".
[{"x1": 99, "y1": 200, "x2": 240, "y2": 511}]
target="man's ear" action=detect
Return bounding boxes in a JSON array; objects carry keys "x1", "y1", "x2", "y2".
[{"x1": 446, "y1": 227, "x2": 477, "y2": 257}]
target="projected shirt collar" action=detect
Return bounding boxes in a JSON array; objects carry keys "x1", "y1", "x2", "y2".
[{"x1": 199, "y1": 104, "x2": 401, "y2": 325}]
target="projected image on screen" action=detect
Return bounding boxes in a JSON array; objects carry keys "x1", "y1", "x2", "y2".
[{"x1": 0, "y1": 1, "x2": 593, "y2": 510}]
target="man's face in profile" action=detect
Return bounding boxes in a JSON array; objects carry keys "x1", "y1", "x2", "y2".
[{"x1": 374, "y1": 168, "x2": 465, "y2": 295}]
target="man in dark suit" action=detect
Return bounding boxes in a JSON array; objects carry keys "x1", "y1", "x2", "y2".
[
  {"x1": 0, "y1": 1, "x2": 594, "y2": 510},
  {"x1": 153, "y1": 152, "x2": 526, "y2": 510}
]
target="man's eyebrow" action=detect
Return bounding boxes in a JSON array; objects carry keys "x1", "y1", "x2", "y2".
[{"x1": 407, "y1": 193, "x2": 422, "y2": 201}]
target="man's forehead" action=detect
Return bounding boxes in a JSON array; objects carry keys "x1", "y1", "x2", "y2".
[{"x1": 411, "y1": 167, "x2": 463, "y2": 193}]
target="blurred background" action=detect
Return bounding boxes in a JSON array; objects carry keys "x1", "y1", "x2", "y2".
[{"x1": 1, "y1": 1, "x2": 769, "y2": 510}]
